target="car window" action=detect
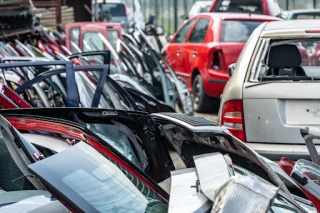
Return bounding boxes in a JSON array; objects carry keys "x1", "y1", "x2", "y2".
[
  {"x1": 216, "y1": 0, "x2": 263, "y2": 14},
  {"x1": 173, "y1": 19, "x2": 196, "y2": 43},
  {"x1": 29, "y1": 142, "x2": 168, "y2": 213},
  {"x1": 82, "y1": 32, "x2": 104, "y2": 52},
  {"x1": 98, "y1": 3, "x2": 126, "y2": 18},
  {"x1": 221, "y1": 20, "x2": 263, "y2": 42},
  {"x1": 86, "y1": 123, "x2": 149, "y2": 170},
  {"x1": 293, "y1": 14, "x2": 320, "y2": 19},
  {"x1": 252, "y1": 39, "x2": 320, "y2": 81},
  {"x1": 200, "y1": 5, "x2": 211, "y2": 13},
  {"x1": 107, "y1": 29, "x2": 119, "y2": 51},
  {"x1": 188, "y1": 18, "x2": 210, "y2": 43},
  {"x1": 69, "y1": 27, "x2": 80, "y2": 53}
]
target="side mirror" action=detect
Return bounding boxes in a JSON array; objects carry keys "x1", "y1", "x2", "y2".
[
  {"x1": 156, "y1": 26, "x2": 164, "y2": 36},
  {"x1": 228, "y1": 63, "x2": 236, "y2": 77}
]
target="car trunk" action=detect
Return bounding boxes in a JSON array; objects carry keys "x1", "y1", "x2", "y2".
[{"x1": 243, "y1": 82, "x2": 320, "y2": 144}]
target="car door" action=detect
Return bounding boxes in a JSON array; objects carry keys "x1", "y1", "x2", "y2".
[
  {"x1": 65, "y1": 22, "x2": 83, "y2": 53},
  {"x1": 165, "y1": 18, "x2": 196, "y2": 81},
  {"x1": 184, "y1": 17, "x2": 211, "y2": 87}
]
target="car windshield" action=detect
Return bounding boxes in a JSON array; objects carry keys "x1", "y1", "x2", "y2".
[
  {"x1": 253, "y1": 39, "x2": 320, "y2": 81},
  {"x1": 200, "y1": 5, "x2": 211, "y2": 13},
  {"x1": 221, "y1": 20, "x2": 263, "y2": 42},
  {"x1": 29, "y1": 142, "x2": 168, "y2": 213},
  {"x1": 98, "y1": 3, "x2": 126, "y2": 17},
  {"x1": 216, "y1": 0, "x2": 263, "y2": 14},
  {"x1": 293, "y1": 13, "x2": 320, "y2": 19}
]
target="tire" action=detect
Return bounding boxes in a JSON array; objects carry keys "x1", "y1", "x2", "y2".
[{"x1": 192, "y1": 74, "x2": 212, "y2": 112}]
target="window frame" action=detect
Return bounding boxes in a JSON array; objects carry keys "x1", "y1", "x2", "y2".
[
  {"x1": 187, "y1": 18, "x2": 211, "y2": 44},
  {"x1": 82, "y1": 31, "x2": 105, "y2": 52},
  {"x1": 172, "y1": 18, "x2": 197, "y2": 44},
  {"x1": 69, "y1": 27, "x2": 80, "y2": 53}
]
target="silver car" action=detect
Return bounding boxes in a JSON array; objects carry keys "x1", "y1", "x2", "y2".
[
  {"x1": 218, "y1": 20, "x2": 320, "y2": 160},
  {"x1": 96, "y1": 0, "x2": 130, "y2": 28}
]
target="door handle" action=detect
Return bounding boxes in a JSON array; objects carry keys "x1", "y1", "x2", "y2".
[
  {"x1": 177, "y1": 50, "x2": 181, "y2": 56},
  {"x1": 192, "y1": 51, "x2": 197, "y2": 57}
]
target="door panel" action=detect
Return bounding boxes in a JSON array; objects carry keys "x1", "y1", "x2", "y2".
[
  {"x1": 165, "y1": 19, "x2": 196, "y2": 87},
  {"x1": 243, "y1": 83, "x2": 320, "y2": 144},
  {"x1": 184, "y1": 18, "x2": 211, "y2": 87}
]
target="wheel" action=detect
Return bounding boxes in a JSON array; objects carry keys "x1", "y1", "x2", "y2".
[{"x1": 192, "y1": 74, "x2": 212, "y2": 112}]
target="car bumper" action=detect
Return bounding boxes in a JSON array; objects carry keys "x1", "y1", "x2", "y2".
[{"x1": 246, "y1": 142, "x2": 320, "y2": 161}]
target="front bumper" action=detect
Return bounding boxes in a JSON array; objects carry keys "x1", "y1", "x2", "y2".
[{"x1": 246, "y1": 142, "x2": 320, "y2": 161}]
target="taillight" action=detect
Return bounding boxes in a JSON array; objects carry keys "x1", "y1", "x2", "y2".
[{"x1": 221, "y1": 100, "x2": 246, "y2": 142}]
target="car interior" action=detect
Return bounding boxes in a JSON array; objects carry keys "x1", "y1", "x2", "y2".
[{"x1": 260, "y1": 43, "x2": 313, "y2": 81}]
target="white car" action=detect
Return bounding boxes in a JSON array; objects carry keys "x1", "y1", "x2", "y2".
[
  {"x1": 188, "y1": 1, "x2": 212, "y2": 18},
  {"x1": 218, "y1": 20, "x2": 320, "y2": 160}
]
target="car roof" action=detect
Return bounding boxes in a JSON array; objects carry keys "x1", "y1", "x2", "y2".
[
  {"x1": 261, "y1": 20, "x2": 320, "y2": 38},
  {"x1": 198, "y1": 12, "x2": 281, "y2": 21},
  {"x1": 264, "y1": 20, "x2": 320, "y2": 31}
]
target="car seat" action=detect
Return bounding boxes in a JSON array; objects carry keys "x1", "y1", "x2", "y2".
[
  {"x1": 266, "y1": 44, "x2": 307, "y2": 78},
  {"x1": 227, "y1": 2, "x2": 239, "y2": 12}
]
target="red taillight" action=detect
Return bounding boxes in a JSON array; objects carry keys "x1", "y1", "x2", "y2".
[{"x1": 221, "y1": 100, "x2": 246, "y2": 142}]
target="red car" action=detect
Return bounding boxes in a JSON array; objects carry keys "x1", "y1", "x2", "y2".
[
  {"x1": 209, "y1": 0, "x2": 282, "y2": 17},
  {"x1": 165, "y1": 13, "x2": 279, "y2": 112},
  {"x1": 65, "y1": 22, "x2": 122, "y2": 53}
]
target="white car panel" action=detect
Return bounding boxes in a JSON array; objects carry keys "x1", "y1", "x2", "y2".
[{"x1": 219, "y1": 20, "x2": 320, "y2": 158}]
